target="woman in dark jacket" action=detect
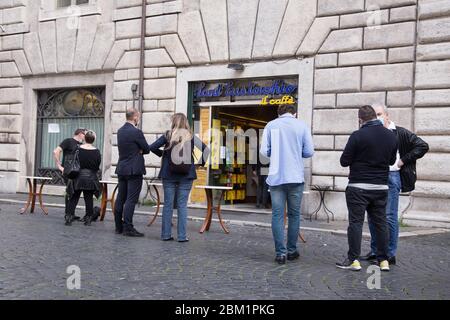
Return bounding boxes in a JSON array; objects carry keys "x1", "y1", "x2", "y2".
[
  {"x1": 65, "y1": 130, "x2": 101, "y2": 226},
  {"x1": 150, "y1": 113, "x2": 209, "y2": 242}
]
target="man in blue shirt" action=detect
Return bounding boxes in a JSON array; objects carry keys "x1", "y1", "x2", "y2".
[{"x1": 260, "y1": 104, "x2": 314, "y2": 264}]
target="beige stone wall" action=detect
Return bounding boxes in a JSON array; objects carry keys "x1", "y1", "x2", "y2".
[{"x1": 0, "y1": 0, "x2": 449, "y2": 226}]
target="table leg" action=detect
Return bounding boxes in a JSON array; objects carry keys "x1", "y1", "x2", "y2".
[
  {"x1": 199, "y1": 189, "x2": 213, "y2": 234},
  {"x1": 30, "y1": 179, "x2": 37, "y2": 213},
  {"x1": 323, "y1": 198, "x2": 335, "y2": 222},
  {"x1": 216, "y1": 190, "x2": 229, "y2": 234},
  {"x1": 110, "y1": 184, "x2": 118, "y2": 216},
  {"x1": 147, "y1": 185, "x2": 161, "y2": 227},
  {"x1": 19, "y1": 178, "x2": 33, "y2": 214},
  {"x1": 299, "y1": 233, "x2": 307, "y2": 243},
  {"x1": 99, "y1": 183, "x2": 108, "y2": 221},
  {"x1": 309, "y1": 190, "x2": 323, "y2": 221},
  {"x1": 38, "y1": 180, "x2": 49, "y2": 215}
]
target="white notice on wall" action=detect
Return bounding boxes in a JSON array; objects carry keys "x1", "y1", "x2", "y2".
[{"x1": 48, "y1": 123, "x2": 60, "y2": 133}]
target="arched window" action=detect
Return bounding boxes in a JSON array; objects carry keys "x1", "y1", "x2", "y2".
[{"x1": 36, "y1": 87, "x2": 105, "y2": 185}]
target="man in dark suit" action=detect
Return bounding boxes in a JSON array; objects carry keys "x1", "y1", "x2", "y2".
[{"x1": 114, "y1": 108, "x2": 151, "y2": 237}]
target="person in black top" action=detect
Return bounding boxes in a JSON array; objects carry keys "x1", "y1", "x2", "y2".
[
  {"x1": 114, "y1": 108, "x2": 151, "y2": 237},
  {"x1": 53, "y1": 128, "x2": 86, "y2": 221},
  {"x1": 336, "y1": 106, "x2": 398, "y2": 272},
  {"x1": 361, "y1": 104, "x2": 429, "y2": 265},
  {"x1": 65, "y1": 131, "x2": 102, "y2": 226}
]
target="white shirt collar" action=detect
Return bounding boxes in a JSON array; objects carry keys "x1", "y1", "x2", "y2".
[
  {"x1": 280, "y1": 113, "x2": 295, "y2": 118},
  {"x1": 388, "y1": 121, "x2": 396, "y2": 130}
]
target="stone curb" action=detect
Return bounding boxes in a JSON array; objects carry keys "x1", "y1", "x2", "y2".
[{"x1": 0, "y1": 198, "x2": 448, "y2": 239}]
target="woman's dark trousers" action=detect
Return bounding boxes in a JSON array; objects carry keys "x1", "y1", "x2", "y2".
[{"x1": 67, "y1": 190, "x2": 94, "y2": 218}]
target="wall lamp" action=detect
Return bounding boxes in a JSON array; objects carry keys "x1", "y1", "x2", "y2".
[{"x1": 227, "y1": 63, "x2": 245, "y2": 71}]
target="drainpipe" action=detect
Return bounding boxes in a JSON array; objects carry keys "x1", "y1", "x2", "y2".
[{"x1": 138, "y1": 0, "x2": 147, "y2": 129}]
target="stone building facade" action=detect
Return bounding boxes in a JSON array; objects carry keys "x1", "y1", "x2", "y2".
[{"x1": 0, "y1": 0, "x2": 449, "y2": 227}]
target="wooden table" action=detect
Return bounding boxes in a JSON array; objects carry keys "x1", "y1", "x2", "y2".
[
  {"x1": 195, "y1": 185, "x2": 233, "y2": 234},
  {"x1": 99, "y1": 180, "x2": 119, "y2": 221},
  {"x1": 19, "y1": 176, "x2": 53, "y2": 214},
  {"x1": 144, "y1": 180, "x2": 163, "y2": 226}
]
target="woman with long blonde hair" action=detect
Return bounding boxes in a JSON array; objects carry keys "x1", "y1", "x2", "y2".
[{"x1": 150, "y1": 113, "x2": 209, "y2": 242}]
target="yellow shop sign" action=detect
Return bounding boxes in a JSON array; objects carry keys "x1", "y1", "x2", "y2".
[{"x1": 260, "y1": 95, "x2": 295, "y2": 106}]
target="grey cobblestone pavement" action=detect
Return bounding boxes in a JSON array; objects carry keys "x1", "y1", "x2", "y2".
[{"x1": 0, "y1": 202, "x2": 449, "y2": 300}]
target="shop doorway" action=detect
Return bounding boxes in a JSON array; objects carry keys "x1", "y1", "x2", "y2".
[{"x1": 190, "y1": 103, "x2": 279, "y2": 211}]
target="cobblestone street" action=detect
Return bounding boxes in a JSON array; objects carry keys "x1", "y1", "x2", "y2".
[{"x1": 0, "y1": 202, "x2": 449, "y2": 300}]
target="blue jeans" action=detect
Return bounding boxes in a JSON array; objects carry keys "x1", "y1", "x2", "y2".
[
  {"x1": 368, "y1": 171, "x2": 402, "y2": 258},
  {"x1": 161, "y1": 179, "x2": 193, "y2": 241},
  {"x1": 269, "y1": 183, "x2": 304, "y2": 257}
]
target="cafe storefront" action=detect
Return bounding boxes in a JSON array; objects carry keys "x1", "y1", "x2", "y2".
[{"x1": 175, "y1": 59, "x2": 315, "y2": 209}]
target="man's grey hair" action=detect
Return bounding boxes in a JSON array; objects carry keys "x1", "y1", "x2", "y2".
[{"x1": 371, "y1": 103, "x2": 388, "y2": 114}]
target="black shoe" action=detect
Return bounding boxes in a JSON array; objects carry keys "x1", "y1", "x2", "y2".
[
  {"x1": 178, "y1": 238, "x2": 189, "y2": 243},
  {"x1": 72, "y1": 215, "x2": 81, "y2": 221},
  {"x1": 115, "y1": 228, "x2": 123, "y2": 234},
  {"x1": 287, "y1": 251, "x2": 300, "y2": 261},
  {"x1": 275, "y1": 255, "x2": 286, "y2": 265},
  {"x1": 64, "y1": 214, "x2": 73, "y2": 226},
  {"x1": 84, "y1": 216, "x2": 92, "y2": 226},
  {"x1": 162, "y1": 237, "x2": 174, "y2": 241},
  {"x1": 92, "y1": 206, "x2": 100, "y2": 221},
  {"x1": 360, "y1": 252, "x2": 377, "y2": 261},
  {"x1": 388, "y1": 256, "x2": 396, "y2": 265},
  {"x1": 123, "y1": 228, "x2": 144, "y2": 237}
]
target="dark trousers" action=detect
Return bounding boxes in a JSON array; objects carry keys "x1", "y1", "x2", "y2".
[
  {"x1": 256, "y1": 175, "x2": 269, "y2": 207},
  {"x1": 63, "y1": 176, "x2": 70, "y2": 213},
  {"x1": 67, "y1": 190, "x2": 94, "y2": 217},
  {"x1": 345, "y1": 187, "x2": 389, "y2": 262},
  {"x1": 114, "y1": 175, "x2": 143, "y2": 231}
]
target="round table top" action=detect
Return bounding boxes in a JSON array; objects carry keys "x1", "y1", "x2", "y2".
[
  {"x1": 21, "y1": 176, "x2": 53, "y2": 180},
  {"x1": 195, "y1": 185, "x2": 233, "y2": 190},
  {"x1": 99, "y1": 180, "x2": 119, "y2": 184},
  {"x1": 146, "y1": 182, "x2": 163, "y2": 186}
]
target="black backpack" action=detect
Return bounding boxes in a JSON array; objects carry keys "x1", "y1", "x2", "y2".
[
  {"x1": 64, "y1": 146, "x2": 80, "y2": 179},
  {"x1": 165, "y1": 131, "x2": 193, "y2": 174}
]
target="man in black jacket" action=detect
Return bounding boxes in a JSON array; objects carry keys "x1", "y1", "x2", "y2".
[
  {"x1": 361, "y1": 104, "x2": 429, "y2": 265},
  {"x1": 114, "y1": 108, "x2": 151, "y2": 237},
  {"x1": 336, "y1": 106, "x2": 398, "y2": 272}
]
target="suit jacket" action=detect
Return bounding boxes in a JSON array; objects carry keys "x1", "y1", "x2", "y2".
[{"x1": 115, "y1": 122, "x2": 151, "y2": 176}]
